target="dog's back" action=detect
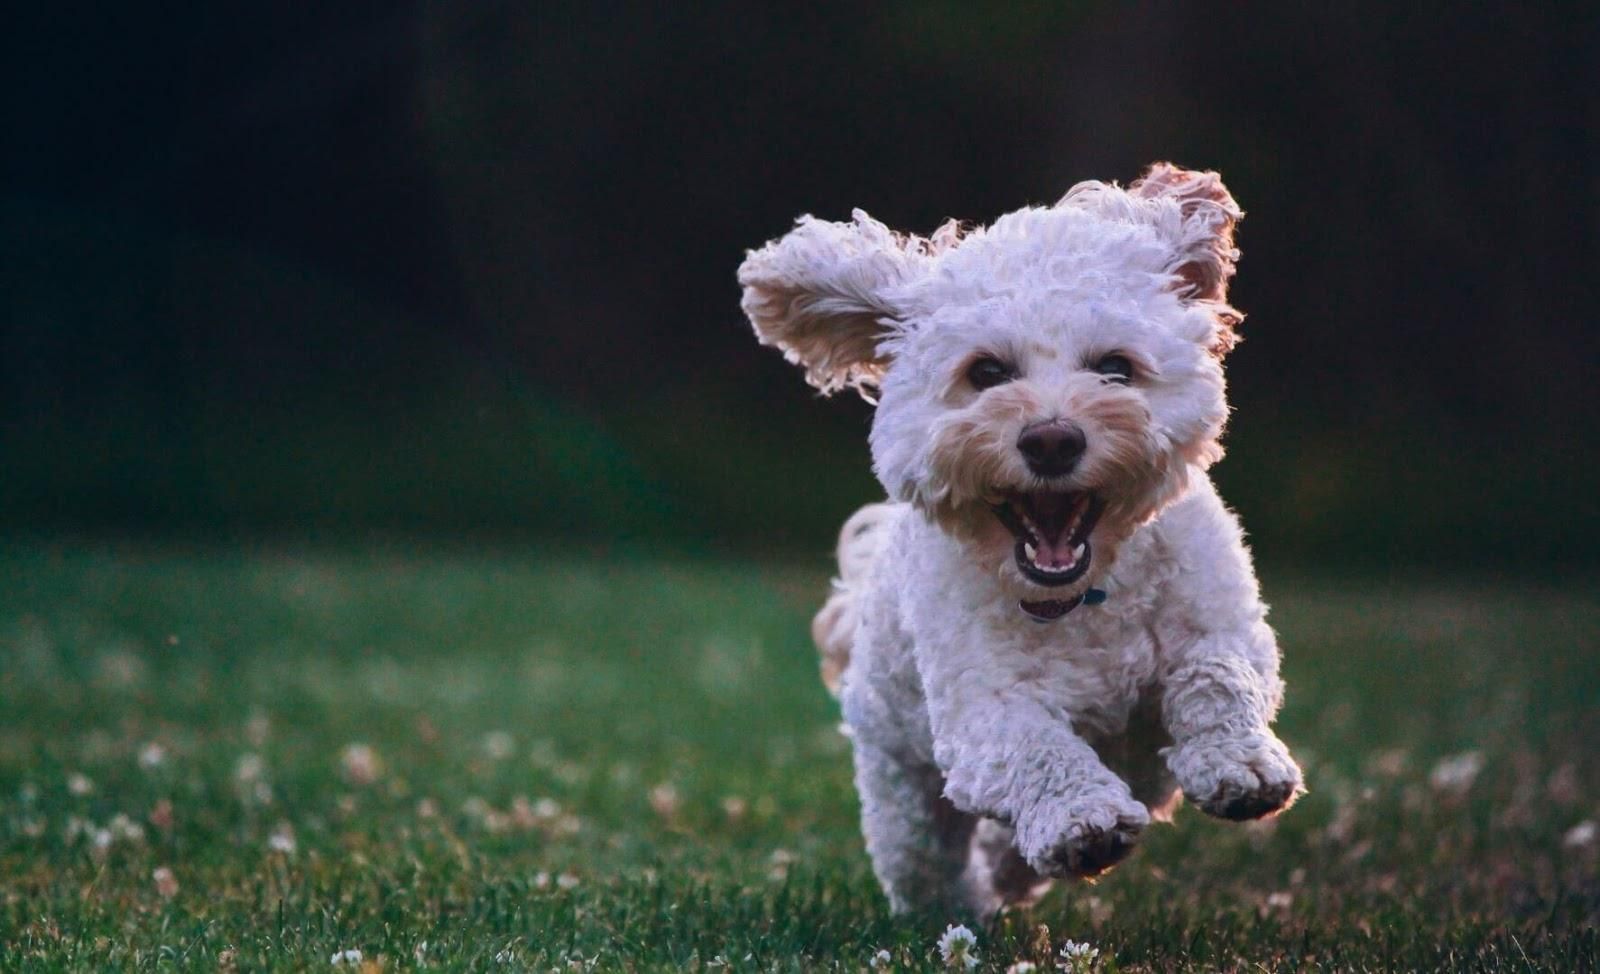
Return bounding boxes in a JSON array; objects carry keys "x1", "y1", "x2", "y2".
[{"x1": 810, "y1": 502, "x2": 898, "y2": 693}]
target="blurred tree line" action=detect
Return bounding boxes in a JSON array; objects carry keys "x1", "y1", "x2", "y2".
[{"x1": 3, "y1": 2, "x2": 1597, "y2": 571}]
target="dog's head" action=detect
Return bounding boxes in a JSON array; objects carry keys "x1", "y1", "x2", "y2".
[{"x1": 740, "y1": 164, "x2": 1244, "y2": 616}]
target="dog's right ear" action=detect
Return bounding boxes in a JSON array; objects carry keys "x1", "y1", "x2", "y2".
[{"x1": 739, "y1": 210, "x2": 928, "y2": 398}]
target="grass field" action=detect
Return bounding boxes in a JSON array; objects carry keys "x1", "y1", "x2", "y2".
[{"x1": 0, "y1": 542, "x2": 1596, "y2": 972}]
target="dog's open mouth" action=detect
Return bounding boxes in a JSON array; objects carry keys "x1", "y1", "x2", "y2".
[{"x1": 991, "y1": 491, "x2": 1104, "y2": 588}]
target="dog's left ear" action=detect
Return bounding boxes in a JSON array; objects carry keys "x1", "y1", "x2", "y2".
[
  {"x1": 1128, "y1": 163, "x2": 1244, "y2": 353},
  {"x1": 739, "y1": 210, "x2": 929, "y2": 398}
]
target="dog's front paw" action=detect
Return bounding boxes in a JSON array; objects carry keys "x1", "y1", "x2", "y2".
[
  {"x1": 1167, "y1": 731, "x2": 1303, "y2": 821},
  {"x1": 1019, "y1": 796, "x2": 1150, "y2": 879}
]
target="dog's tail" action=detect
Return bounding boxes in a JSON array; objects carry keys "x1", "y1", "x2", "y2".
[{"x1": 811, "y1": 502, "x2": 897, "y2": 695}]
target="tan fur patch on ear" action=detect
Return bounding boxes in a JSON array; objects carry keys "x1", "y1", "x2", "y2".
[
  {"x1": 1131, "y1": 163, "x2": 1245, "y2": 356},
  {"x1": 738, "y1": 211, "x2": 939, "y2": 397},
  {"x1": 741, "y1": 280, "x2": 894, "y2": 394}
]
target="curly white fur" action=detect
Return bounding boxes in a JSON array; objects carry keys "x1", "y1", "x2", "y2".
[{"x1": 739, "y1": 163, "x2": 1302, "y2": 918}]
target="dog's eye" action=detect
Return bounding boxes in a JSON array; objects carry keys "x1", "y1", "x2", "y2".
[
  {"x1": 966, "y1": 357, "x2": 1016, "y2": 390},
  {"x1": 1093, "y1": 354, "x2": 1135, "y2": 383}
]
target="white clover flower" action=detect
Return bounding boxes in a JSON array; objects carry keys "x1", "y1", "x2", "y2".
[
  {"x1": 1056, "y1": 940, "x2": 1100, "y2": 972},
  {"x1": 1428, "y1": 751, "x2": 1484, "y2": 796},
  {"x1": 483, "y1": 731, "x2": 515, "y2": 761},
  {"x1": 339, "y1": 743, "x2": 382, "y2": 786},
  {"x1": 67, "y1": 772, "x2": 94, "y2": 796},
  {"x1": 268, "y1": 823, "x2": 298, "y2": 855},
  {"x1": 109, "y1": 813, "x2": 145, "y2": 843},
  {"x1": 870, "y1": 948, "x2": 893, "y2": 969},
  {"x1": 937, "y1": 924, "x2": 979, "y2": 970},
  {"x1": 649, "y1": 782, "x2": 680, "y2": 818},
  {"x1": 235, "y1": 753, "x2": 265, "y2": 784},
  {"x1": 1006, "y1": 962, "x2": 1039, "y2": 973},
  {"x1": 330, "y1": 948, "x2": 363, "y2": 965},
  {"x1": 138, "y1": 742, "x2": 167, "y2": 770},
  {"x1": 1565, "y1": 819, "x2": 1598, "y2": 848},
  {"x1": 152, "y1": 865, "x2": 179, "y2": 898}
]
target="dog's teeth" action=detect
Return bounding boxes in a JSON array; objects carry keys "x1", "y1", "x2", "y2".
[
  {"x1": 1023, "y1": 542, "x2": 1037, "y2": 561},
  {"x1": 1075, "y1": 543, "x2": 1087, "y2": 558}
]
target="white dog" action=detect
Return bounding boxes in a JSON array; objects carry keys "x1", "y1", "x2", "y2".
[{"x1": 739, "y1": 164, "x2": 1303, "y2": 918}]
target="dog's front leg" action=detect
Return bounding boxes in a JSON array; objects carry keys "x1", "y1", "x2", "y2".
[
  {"x1": 1159, "y1": 624, "x2": 1303, "y2": 820},
  {"x1": 849, "y1": 739, "x2": 978, "y2": 915},
  {"x1": 923, "y1": 673, "x2": 1150, "y2": 880}
]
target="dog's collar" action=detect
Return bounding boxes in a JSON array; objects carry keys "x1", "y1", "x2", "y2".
[{"x1": 1019, "y1": 586, "x2": 1107, "y2": 623}]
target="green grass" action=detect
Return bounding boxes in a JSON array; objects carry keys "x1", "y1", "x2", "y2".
[{"x1": 0, "y1": 542, "x2": 1596, "y2": 972}]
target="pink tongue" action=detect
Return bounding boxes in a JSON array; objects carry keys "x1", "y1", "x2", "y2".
[
  {"x1": 1034, "y1": 535, "x2": 1074, "y2": 569},
  {"x1": 1028, "y1": 495, "x2": 1075, "y2": 568}
]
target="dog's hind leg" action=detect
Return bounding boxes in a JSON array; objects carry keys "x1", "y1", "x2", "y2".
[
  {"x1": 852, "y1": 742, "x2": 979, "y2": 916},
  {"x1": 966, "y1": 819, "x2": 1051, "y2": 917}
]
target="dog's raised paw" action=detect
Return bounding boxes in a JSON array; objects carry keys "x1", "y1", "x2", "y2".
[
  {"x1": 1050, "y1": 822, "x2": 1140, "y2": 877},
  {"x1": 1023, "y1": 799, "x2": 1150, "y2": 879},
  {"x1": 1203, "y1": 777, "x2": 1299, "y2": 820},
  {"x1": 1167, "y1": 732, "x2": 1303, "y2": 821}
]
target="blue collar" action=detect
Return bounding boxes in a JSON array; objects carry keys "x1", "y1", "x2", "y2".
[{"x1": 1018, "y1": 586, "x2": 1109, "y2": 622}]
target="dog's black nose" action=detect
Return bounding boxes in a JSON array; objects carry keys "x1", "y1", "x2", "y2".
[{"x1": 1017, "y1": 420, "x2": 1086, "y2": 477}]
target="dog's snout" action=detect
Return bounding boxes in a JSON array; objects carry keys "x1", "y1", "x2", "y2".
[{"x1": 1017, "y1": 420, "x2": 1086, "y2": 477}]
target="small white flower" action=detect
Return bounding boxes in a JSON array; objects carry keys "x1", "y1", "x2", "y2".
[
  {"x1": 556, "y1": 871, "x2": 580, "y2": 890},
  {"x1": 152, "y1": 865, "x2": 179, "y2": 898},
  {"x1": 1056, "y1": 939, "x2": 1100, "y2": 972},
  {"x1": 268, "y1": 823, "x2": 298, "y2": 855},
  {"x1": 330, "y1": 948, "x2": 363, "y2": 965},
  {"x1": 339, "y1": 743, "x2": 382, "y2": 786},
  {"x1": 1006, "y1": 962, "x2": 1039, "y2": 973},
  {"x1": 1429, "y1": 751, "x2": 1484, "y2": 796},
  {"x1": 109, "y1": 813, "x2": 145, "y2": 843},
  {"x1": 483, "y1": 731, "x2": 515, "y2": 761},
  {"x1": 138, "y1": 742, "x2": 167, "y2": 770},
  {"x1": 649, "y1": 782, "x2": 680, "y2": 818},
  {"x1": 235, "y1": 753, "x2": 265, "y2": 784},
  {"x1": 1565, "y1": 819, "x2": 1598, "y2": 848},
  {"x1": 937, "y1": 924, "x2": 979, "y2": 970},
  {"x1": 870, "y1": 948, "x2": 894, "y2": 969},
  {"x1": 67, "y1": 772, "x2": 94, "y2": 796}
]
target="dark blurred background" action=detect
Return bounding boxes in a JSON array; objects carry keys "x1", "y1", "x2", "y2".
[{"x1": 4, "y1": 2, "x2": 1597, "y2": 572}]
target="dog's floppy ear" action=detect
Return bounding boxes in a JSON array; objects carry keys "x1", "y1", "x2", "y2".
[
  {"x1": 1129, "y1": 163, "x2": 1242, "y2": 302},
  {"x1": 739, "y1": 210, "x2": 928, "y2": 397}
]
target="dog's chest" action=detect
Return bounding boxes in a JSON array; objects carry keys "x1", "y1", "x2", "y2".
[{"x1": 1010, "y1": 601, "x2": 1160, "y2": 738}]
